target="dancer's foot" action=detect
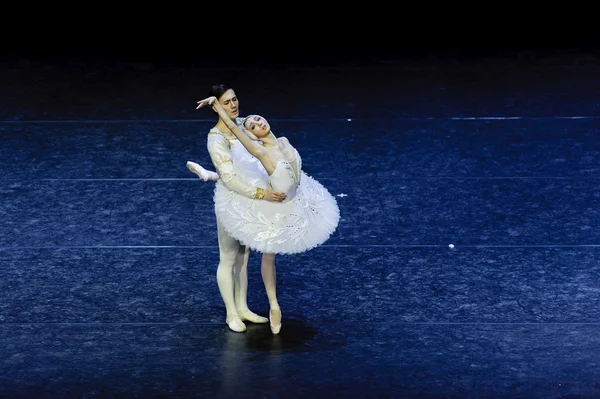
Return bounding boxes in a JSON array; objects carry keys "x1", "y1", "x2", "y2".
[
  {"x1": 238, "y1": 309, "x2": 268, "y2": 324},
  {"x1": 186, "y1": 161, "x2": 219, "y2": 182},
  {"x1": 225, "y1": 315, "x2": 246, "y2": 332},
  {"x1": 269, "y1": 307, "x2": 282, "y2": 335}
]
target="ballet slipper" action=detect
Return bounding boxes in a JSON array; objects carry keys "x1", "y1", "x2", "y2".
[
  {"x1": 186, "y1": 161, "x2": 219, "y2": 182},
  {"x1": 225, "y1": 315, "x2": 246, "y2": 332},
  {"x1": 238, "y1": 309, "x2": 268, "y2": 324},
  {"x1": 269, "y1": 307, "x2": 282, "y2": 335}
]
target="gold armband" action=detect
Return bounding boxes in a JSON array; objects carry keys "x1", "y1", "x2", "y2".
[{"x1": 254, "y1": 187, "x2": 265, "y2": 199}]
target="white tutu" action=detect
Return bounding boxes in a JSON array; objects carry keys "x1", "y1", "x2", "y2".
[{"x1": 214, "y1": 160, "x2": 340, "y2": 255}]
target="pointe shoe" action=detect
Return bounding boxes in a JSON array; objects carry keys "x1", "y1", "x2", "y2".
[
  {"x1": 225, "y1": 315, "x2": 246, "y2": 332},
  {"x1": 186, "y1": 161, "x2": 218, "y2": 182},
  {"x1": 238, "y1": 309, "x2": 268, "y2": 324},
  {"x1": 269, "y1": 308, "x2": 282, "y2": 335}
]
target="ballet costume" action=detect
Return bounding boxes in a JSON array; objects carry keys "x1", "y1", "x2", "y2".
[{"x1": 213, "y1": 132, "x2": 340, "y2": 255}]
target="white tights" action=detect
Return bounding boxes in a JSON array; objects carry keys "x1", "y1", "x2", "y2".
[
  {"x1": 216, "y1": 219, "x2": 268, "y2": 331},
  {"x1": 216, "y1": 219, "x2": 251, "y2": 316}
]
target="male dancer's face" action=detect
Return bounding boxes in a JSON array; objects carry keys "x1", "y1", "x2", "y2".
[{"x1": 218, "y1": 89, "x2": 239, "y2": 120}]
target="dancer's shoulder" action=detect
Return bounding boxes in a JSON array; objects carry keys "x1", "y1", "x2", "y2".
[{"x1": 208, "y1": 129, "x2": 234, "y2": 149}]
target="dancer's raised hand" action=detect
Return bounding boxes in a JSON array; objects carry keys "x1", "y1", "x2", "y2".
[{"x1": 196, "y1": 96, "x2": 217, "y2": 109}]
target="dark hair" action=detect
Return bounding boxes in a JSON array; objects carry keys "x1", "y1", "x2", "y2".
[{"x1": 208, "y1": 83, "x2": 232, "y2": 100}]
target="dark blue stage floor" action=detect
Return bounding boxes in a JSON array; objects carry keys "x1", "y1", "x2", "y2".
[{"x1": 2, "y1": 47, "x2": 600, "y2": 398}]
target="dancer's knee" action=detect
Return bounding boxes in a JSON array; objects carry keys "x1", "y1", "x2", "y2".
[{"x1": 217, "y1": 251, "x2": 237, "y2": 272}]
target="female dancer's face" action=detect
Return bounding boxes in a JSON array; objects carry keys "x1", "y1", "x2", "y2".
[{"x1": 244, "y1": 115, "x2": 270, "y2": 138}]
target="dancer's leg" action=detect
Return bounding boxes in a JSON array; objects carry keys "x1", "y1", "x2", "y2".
[
  {"x1": 235, "y1": 246, "x2": 268, "y2": 324},
  {"x1": 216, "y1": 219, "x2": 246, "y2": 332},
  {"x1": 187, "y1": 161, "x2": 219, "y2": 182},
  {"x1": 261, "y1": 253, "x2": 281, "y2": 334}
]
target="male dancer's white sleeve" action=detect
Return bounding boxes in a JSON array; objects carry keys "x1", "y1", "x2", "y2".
[{"x1": 207, "y1": 133, "x2": 263, "y2": 199}]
